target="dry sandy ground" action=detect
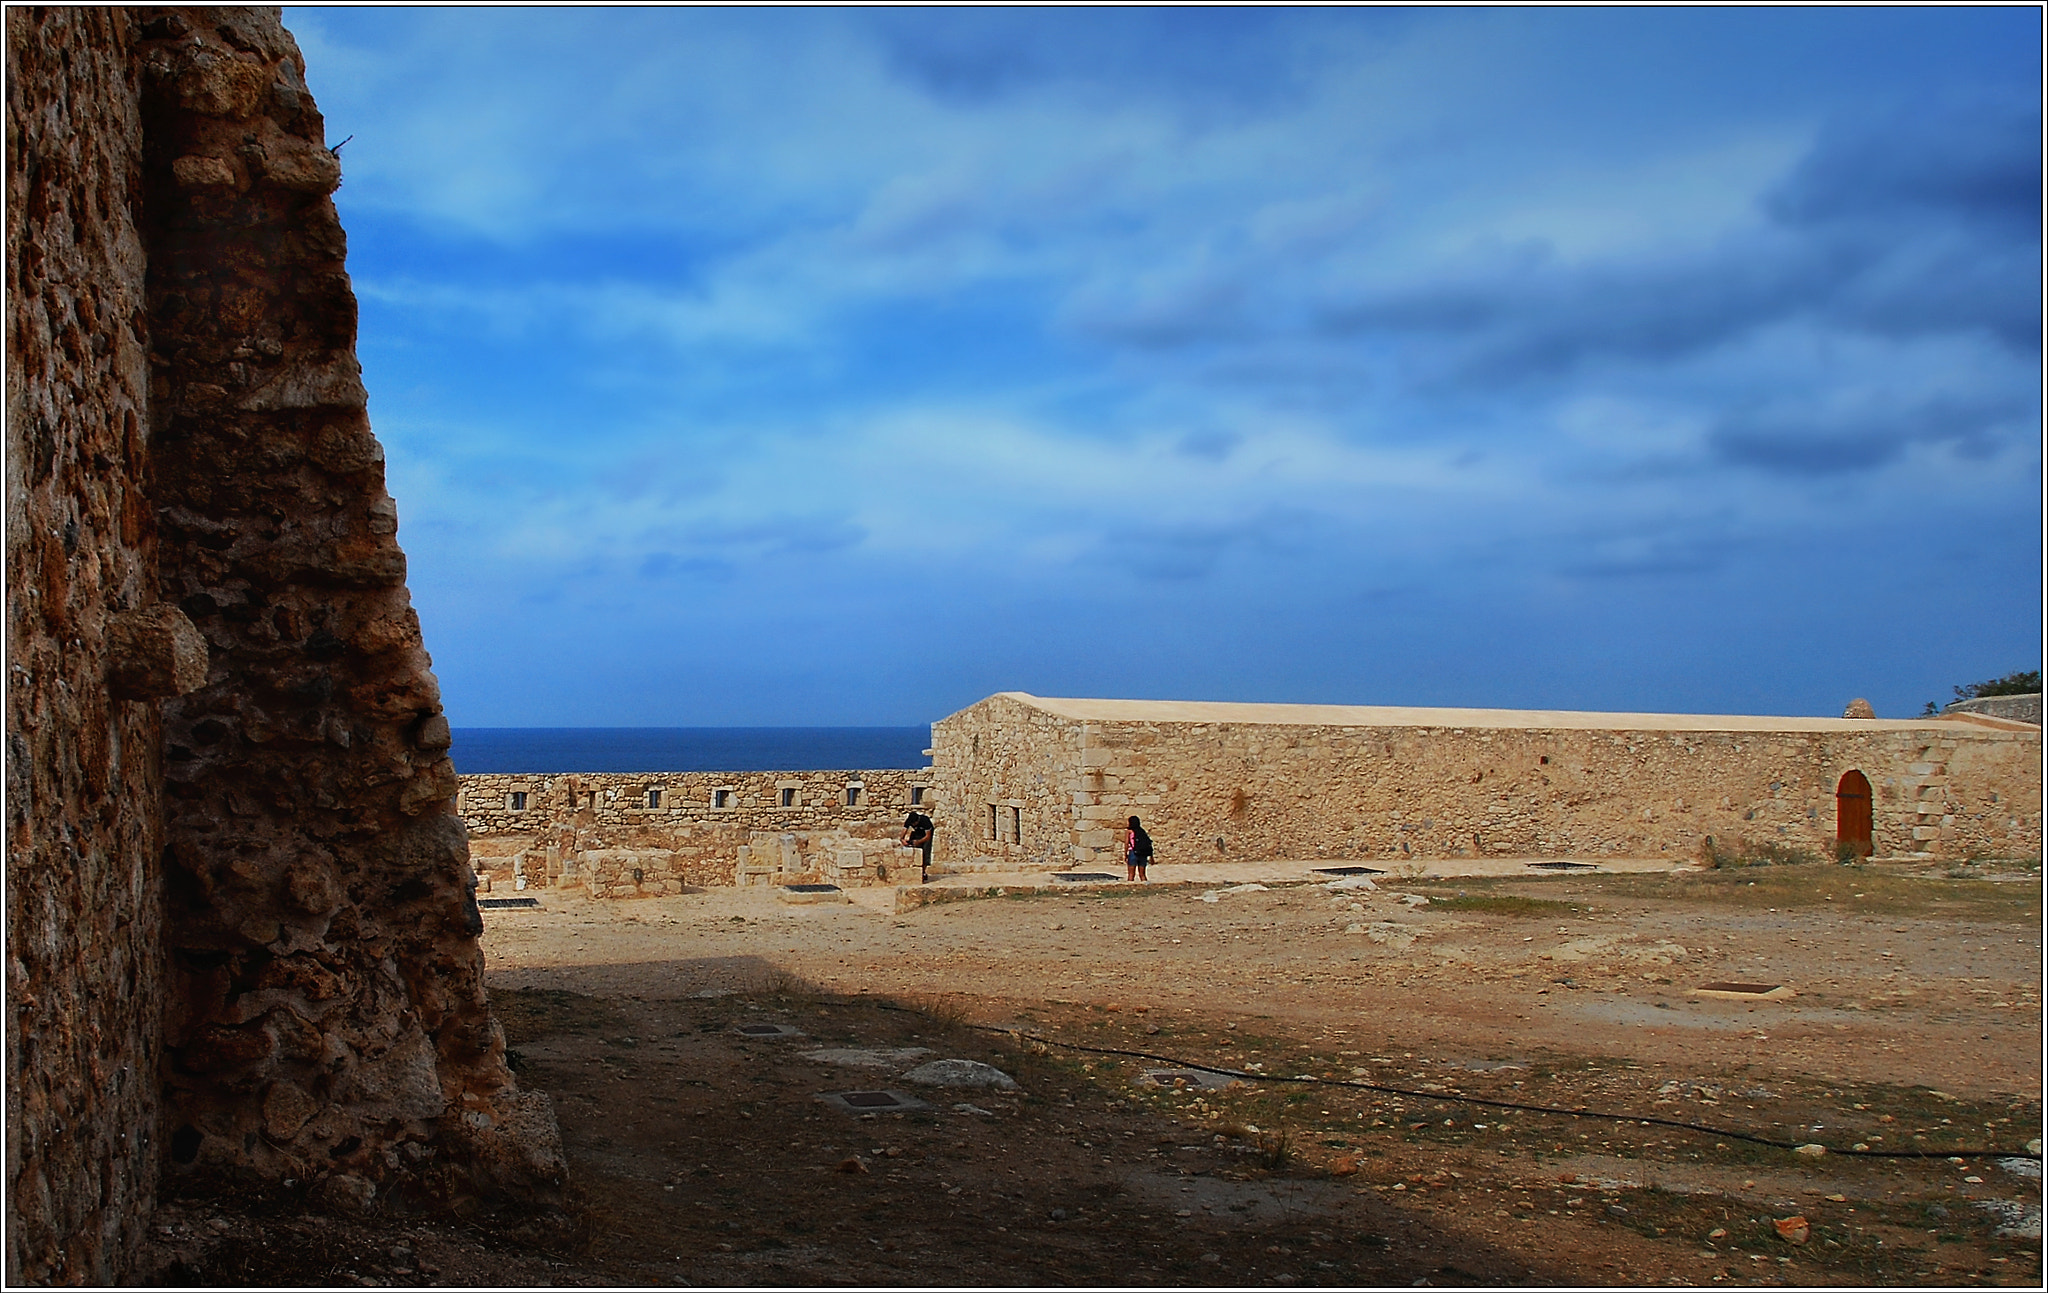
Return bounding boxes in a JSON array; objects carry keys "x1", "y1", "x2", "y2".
[{"x1": 143, "y1": 857, "x2": 2042, "y2": 1287}]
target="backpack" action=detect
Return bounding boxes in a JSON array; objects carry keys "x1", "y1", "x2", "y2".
[{"x1": 1131, "y1": 826, "x2": 1153, "y2": 859}]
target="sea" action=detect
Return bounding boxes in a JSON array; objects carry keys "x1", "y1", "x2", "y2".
[{"x1": 448, "y1": 727, "x2": 932, "y2": 775}]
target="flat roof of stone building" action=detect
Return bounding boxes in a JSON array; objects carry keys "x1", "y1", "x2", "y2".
[{"x1": 987, "y1": 693, "x2": 2036, "y2": 734}]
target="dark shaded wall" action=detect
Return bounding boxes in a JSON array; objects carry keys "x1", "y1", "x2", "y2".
[
  {"x1": 6, "y1": 8, "x2": 561, "y2": 1284},
  {"x1": 6, "y1": 8, "x2": 167, "y2": 1284}
]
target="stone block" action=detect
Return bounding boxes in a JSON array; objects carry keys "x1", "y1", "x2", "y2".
[{"x1": 107, "y1": 604, "x2": 210, "y2": 699}]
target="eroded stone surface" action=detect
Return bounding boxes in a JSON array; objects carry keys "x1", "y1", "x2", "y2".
[
  {"x1": 6, "y1": 9, "x2": 163, "y2": 1284},
  {"x1": 6, "y1": 9, "x2": 560, "y2": 1282}
]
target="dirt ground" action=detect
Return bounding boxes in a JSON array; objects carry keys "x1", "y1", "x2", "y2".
[{"x1": 141, "y1": 857, "x2": 2043, "y2": 1287}]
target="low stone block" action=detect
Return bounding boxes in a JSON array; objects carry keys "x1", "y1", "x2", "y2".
[{"x1": 107, "y1": 604, "x2": 209, "y2": 700}]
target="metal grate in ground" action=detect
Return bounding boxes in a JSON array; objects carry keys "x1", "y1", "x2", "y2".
[{"x1": 816, "y1": 1089, "x2": 931, "y2": 1113}]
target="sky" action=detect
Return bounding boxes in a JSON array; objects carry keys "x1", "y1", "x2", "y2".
[{"x1": 284, "y1": 6, "x2": 2042, "y2": 727}]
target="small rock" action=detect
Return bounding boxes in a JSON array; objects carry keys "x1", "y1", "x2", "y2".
[
  {"x1": 1707, "y1": 1228, "x2": 1728, "y2": 1240},
  {"x1": 838, "y1": 1157, "x2": 867, "y2": 1174},
  {"x1": 1329, "y1": 1157, "x2": 1360, "y2": 1177},
  {"x1": 1773, "y1": 1216, "x2": 1810, "y2": 1245},
  {"x1": 1794, "y1": 1143, "x2": 1827, "y2": 1156},
  {"x1": 901, "y1": 1059, "x2": 1018, "y2": 1090},
  {"x1": 1200, "y1": 1252, "x2": 1221, "y2": 1263},
  {"x1": 317, "y1": 1174, "x2": 376, "y2": 1217},
  {"x1": 1050, "y1": 1208, "x2": 1067, "y2": 1221}
]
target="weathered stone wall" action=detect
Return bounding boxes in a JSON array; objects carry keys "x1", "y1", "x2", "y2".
[
  {"x1": 1946, "y1": 693, "x2": 2042, "y2": 727},
  {"x1": 137, "y1": 7, "x2": 559, "y2": 1210},
  {"x1": 928, "y1": 693, "x2": 1078, "y2": 869},
  {"x1": 6, "y1": 9, "x2": 559, "y2": 1282},
  {"x1": 457, "y1": 768, "x2": 930, "y2": 834},
  {"x1": 932, "y1": 694, "x2": 2043, "y2": 870},
  {"x1": 6, "y1": 9, "x2": 171, "y2": 1283},
  {"x1": 455, "y1": 769, "x2": 934, "y2": 895}
]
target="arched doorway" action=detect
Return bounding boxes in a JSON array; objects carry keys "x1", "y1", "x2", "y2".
[{"x1": 1836, "y1": 770, "x2": 1873, "y2": 859}]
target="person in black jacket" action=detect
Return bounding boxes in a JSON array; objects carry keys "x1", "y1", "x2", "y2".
[
  {"x1": 901, "y1": 809, "x2": 934, "y2": 880},
  {"x1": 1125, "y1": 815, "x2": 1153, "y2": 882}
]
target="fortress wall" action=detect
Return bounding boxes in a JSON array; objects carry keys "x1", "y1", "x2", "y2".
[
  {"x1": 457, "y1": 768, "x2": 931, "y2": 834},
  {"x1": 934, "y1": 697, "x2": 2042, "y2": 870},
  {"x1": 5, "y1": 10, "x2": 169, "y2": 1283},
  {"x1": 138, "y1": 8, "x2": 560, "y2": 1208},
  {"x1": 931, "y1": 693, "x2": 1083, "y2": 870},
  {"x1": 6, "y1": 11, "x2": 560, "y2": 1281},
  {"x1": 455, "y1": 769, "x2": 934, "y2": 894},
  {"x1": 1946, "y1": 693, "x2": 2043, "y2": 727}
]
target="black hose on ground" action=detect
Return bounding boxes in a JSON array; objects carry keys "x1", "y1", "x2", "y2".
[{"x1": 957, "y1": 1021, "x2": 2042, "y2": 1162}]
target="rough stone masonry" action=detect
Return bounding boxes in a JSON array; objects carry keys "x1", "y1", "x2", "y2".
[
  {"x1": 6, "y1": 9, "x2": 559, "y2": 1285},
  {"x1": 933, "y1": 693, "x2": 2042, "y2": 871}
]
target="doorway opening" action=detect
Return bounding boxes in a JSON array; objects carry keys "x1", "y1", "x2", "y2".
[{"x1": 1836, "y1": 770, "x2": 1873, "y2": 859}]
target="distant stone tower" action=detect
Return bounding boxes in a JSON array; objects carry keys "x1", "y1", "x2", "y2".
[{"x1": 1842, "y1": 698, "x2": 1877, "y2": 719}]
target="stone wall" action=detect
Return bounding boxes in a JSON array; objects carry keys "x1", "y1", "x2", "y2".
[
  {"x1": 932, "y1": 694, "x2": 2043, "y2": 870},
  {"x1": 5, "y1": 9, "x2": 559, "y2": 1283},
  {"x1": 458, "y1": 768, "x2": 932, "y2": 835},
  {"x1": 6, "y1": 10, "x2": 170, "y2": 1283},
  {"x1": 1946, "y1": 693, "x2": 2043, "y2": 728},
  {"x1": 139, "y1": 5, "x2": 559, "y2": 1211},
  {"x1": 455, "y1": 769, "x2": 935, "y2": 896}
]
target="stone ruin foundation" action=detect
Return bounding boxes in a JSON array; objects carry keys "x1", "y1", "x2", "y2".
[{"x1": 7, "y1": 8, "x2": 560, "y2": 1284}]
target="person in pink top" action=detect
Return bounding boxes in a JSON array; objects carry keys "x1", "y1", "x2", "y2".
[{"x1": 1124, "y1": 815, "x2": 1153, "y2": 882}]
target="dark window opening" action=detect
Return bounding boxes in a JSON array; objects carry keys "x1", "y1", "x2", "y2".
[
  {"x1": 647, "y1": 788, "x2": 662, "y2": 808},
  {"x1": 781, "y1": 787, "x2": 797, "y2": 807},
  {"x1": 846, "y1": 786, "x2": 861, "y2": 806},
  {"x1": 509, "y1": 791, "x2": 527, "y2": 811},
  {"x1": 911, "y1": 786, "x2": 925, "y2": 805},
  {"x1": 714, "y1": 789, "x2": 732, "y2": 809},
  {"x1": 1011, "y1": 806, "x2": 1022, "y2": 842},
  {"x1": 989, "y1": 804, "x2": 999, "y2": 841}
]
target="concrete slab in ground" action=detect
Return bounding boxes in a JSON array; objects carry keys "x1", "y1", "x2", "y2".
[{"x1": 855, "y1": 855, "x2": 1692, "y2": 912}]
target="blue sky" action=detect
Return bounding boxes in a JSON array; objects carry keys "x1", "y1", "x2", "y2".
[{"x1": 285, "y1": 6, "x2": 2042, "y2": 726}]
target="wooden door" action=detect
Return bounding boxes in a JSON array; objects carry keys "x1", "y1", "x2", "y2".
[{"x1": 1836, "y1": 770, "x2": 1873, "y2": 858}]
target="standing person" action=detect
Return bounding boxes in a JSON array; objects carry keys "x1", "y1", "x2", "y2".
[
  {"x1": 901, "y1": 807, "x2": 934, "y2": 881},
  {"x1": 1125, "y1": 815, "x2": 1153, "y2": 882}
]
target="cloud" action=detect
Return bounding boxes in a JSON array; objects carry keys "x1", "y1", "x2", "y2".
[
  {"x1": 1707, "y1": 391, "x2": 2031, "y2": 476},
  {"x1": 1766, "y1": 92, "x2": 2040, "y2": 233},
  {"x1": 288, "y1": 6, "x2": 2040, "y2": 725},
  {"x1": 1091, "y1": 510, "x2": 1321, "y2": 583}
]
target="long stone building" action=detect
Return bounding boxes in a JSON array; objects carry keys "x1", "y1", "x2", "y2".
[{"x1": 929, "y1": 693, "x2": 2042, "y2": 871}]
